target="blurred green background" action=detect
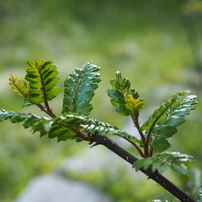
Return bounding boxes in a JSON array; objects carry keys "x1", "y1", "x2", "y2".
[{"x1": 1, "y1": 0, "x2": 202, "y2": 201}]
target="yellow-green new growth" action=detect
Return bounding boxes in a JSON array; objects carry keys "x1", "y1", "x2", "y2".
[{"x1": 9, "y1": 75, "x2": 29, "y2": 97}]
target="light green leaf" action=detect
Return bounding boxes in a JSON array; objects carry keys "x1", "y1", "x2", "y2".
[
  {"x1": 25, "y1": 59, "x2": 60, "y2": 104},
  {"x1": 9, "y1": 75, "x2": 29, "y2": 99},
  {"x1": 62, "y1": 62, "x2": 101, "y2": 116}
]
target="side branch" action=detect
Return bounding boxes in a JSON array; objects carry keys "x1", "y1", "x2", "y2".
[{"x1": 90, "y1": 134, "x2": 195, "y2": 202}]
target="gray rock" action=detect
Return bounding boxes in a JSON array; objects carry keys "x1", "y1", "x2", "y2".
[
  {"x1": 15, "y1": 173, "x2": 113, "y2": 202},
  {"x1": 59, "y1": 146, "x2": 132, "y2": 174}
]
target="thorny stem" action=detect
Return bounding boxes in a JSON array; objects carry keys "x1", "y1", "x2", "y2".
[
  {"x1": 33, "y1": 91, "x2": 194, "y2": 201},
  {"x1": 90, "y1": 134, "x2": 195, "y2": 202}
]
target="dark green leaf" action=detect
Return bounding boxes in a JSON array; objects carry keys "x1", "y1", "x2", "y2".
[
  {"x1": 149, "y1": 200, "x2": 170, "y2": 202},
  {"x1": 141, "y1": 92, "x2": 186, "y2": 131},
  {"x1": 133, "y1": 157, "x2": 154, "y2": 171},
  {"x1": 32, "y1": 115, "x2": 84, "y2": 141},
  {"x1": 0, "y1": 108, "x2": 42, "y2": 128},
  {"x1": 163, "y1": 116, "x2": 185, "y2": 127},
  {"x1": 153, "y1": 138, "x2": 171, "y2": 153},
  {"x1": 81, "y1": 117, "x2": 138, "y2": 142},
  {"x1": 108, "y1": 71, "x2": 144, "y2": 116},
  {"x1": 32, "y1": 114, "x2": 139, "y2": 143},
  {"x1": 133, "y1": 152, "x2": 194, "y2": 174},
  {"x1": 62, "y1": 62, "x2": 101, "y2": 116},
  {"x1": 152, "y1": 94, "x2": 197, "y2": 152}
]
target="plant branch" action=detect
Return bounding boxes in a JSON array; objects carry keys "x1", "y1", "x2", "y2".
[
  {"x1": 145, "y1": 102, "x2": 175, "y2": 156},
  {"x1": 90, "y1": 133, "x2": 195, "y2": 202},
  {"x1": 130, "y1": 112, "x2": 148, "y2": 156},
  {"x1": 36, "y1": 103, "x2": 56, "y2": 118},
  {"x1": 131, "y1": 113, "x2": 145, "y2": 142},
  {"x1": 123, "y1": 137, "x2": 145, "y2": 157}
]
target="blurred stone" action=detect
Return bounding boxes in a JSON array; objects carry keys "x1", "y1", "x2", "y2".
[
  {"x1": 59, "y1": 146, "x2": 133, "y2": 174},
  {"x1": 15, "y1": 173, "x2": 113, "y2": 202}
]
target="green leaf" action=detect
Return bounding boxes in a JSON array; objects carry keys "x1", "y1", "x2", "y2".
[
  {"x1": 32, "y1": 115, "x2": 84, "y2": 141},
  {"x1": 32, "y1": 114, "x2": 139, "y2": 143},
  {"x1": 141, "y1": 92, "x2": 187, "y2": 131},
  {"x1": 108, "y1": 71, "x2": 144, "y2": 116},
  {"x1": 62, "y1": 62, "x2": 101, "y2": 116},
  {"x1": 107, "y1": 89, "x2": 130, "y2": 115},
  {"x1": 133, "y1": 152, "x2": 194, "y2": 174},
  {"x1": 25, "y1": 59, "x2": 60, "y2": 104},
  {"x1": 152, "y1": 94, "x2": 197, "y2": 152},
  {"x1": 9, "y1": 75, "x2": 29, "y2": 97},
  {"x1": 148, "y1": 200, "x2": 170, "y2": 202},
  {"x1": 133, "y1": 157, "x2": 154, "y2": 171},
  {"x1": 152, "y1": 125, "x2": 177, "y2": 152},
  {"x1": 81, "y1": 117, "x2": 139, "y2": 143},
  {"x1": 0, "y1": 108, "x2": 42, "y2": 128},
  {"x1": 152, "y1": 138, "x2": 171, "y2": 153}
]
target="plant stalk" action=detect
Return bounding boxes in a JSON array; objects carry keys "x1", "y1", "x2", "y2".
[{"x1": 90, "y1": 134, "x2": 195, "y2": 202}]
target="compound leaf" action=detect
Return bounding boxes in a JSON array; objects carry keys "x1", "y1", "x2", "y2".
[
  {"x1": 32, "y1": 114, "x2": 139, "y2": 143},
  {"x1": 32, "y1": 115, "x2": 85, "y2": 141},
  {"x1": 25, "y1": 59, "x2": 60, "y2": 104},
  {"x1": 141, "y1": 92, "x2": 188, "y2": 131},
  {"x1": 152, "y1": 94, "x2": 197, "y2": 152},
  {"x1": 62, "y1": 62, "x2": 101, "y2": 116},
  {"x1": 9, "y1": 75, "x2": 29, "y2": 98},
  {"x1": 108, "y1": 71, "x2": 144, "y2": 116},
  {"x1": 81, "y1": 117, "x2": 139, "y2": 143},
  {"x1": 133, "y1": 152, "x2": 194, "y2": 175},
  {"x1": 0, "y1": 108, "x2": 42, "y2": 128}
]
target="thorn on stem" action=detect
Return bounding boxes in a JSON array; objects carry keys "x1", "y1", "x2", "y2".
[{"x1": 89, "y1": 142, "x2": 101, "y2": 148}]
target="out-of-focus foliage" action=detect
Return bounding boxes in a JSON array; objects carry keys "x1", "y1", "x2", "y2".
[
  {"x1": 1, "y1": 0, "x2": 202, "y2": 201},
  {"x1": 195, "y1": 186, "x2": 202, "y2": 201}
]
